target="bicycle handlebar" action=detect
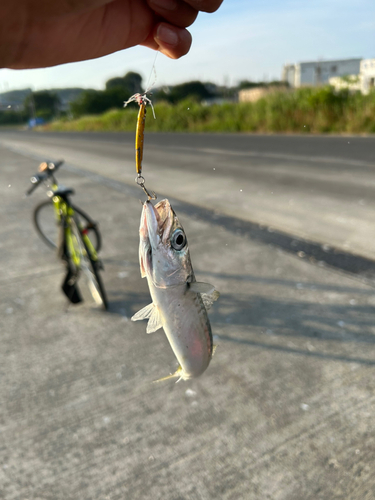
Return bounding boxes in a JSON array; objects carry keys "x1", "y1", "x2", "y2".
[
  {"x1": 26, "y1": 173, "x2": 49, "y2": 195},
  {"x1": 26, "y1": 160, "x2": 64, "y2": 196},
  {"x1": 49, "y1": 160, "x2": 64, "y2": 171}
]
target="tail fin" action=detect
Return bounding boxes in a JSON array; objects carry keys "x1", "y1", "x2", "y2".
[{"x1": 153, "y1": 365, "x2": 184, "y2": 383}]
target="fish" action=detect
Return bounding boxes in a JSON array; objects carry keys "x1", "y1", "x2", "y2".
[{"x1": 131, "y1": 199, "x2": 219, "y2": 382}]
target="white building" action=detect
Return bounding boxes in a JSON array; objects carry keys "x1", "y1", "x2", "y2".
[
  {"x1": 328, "y1": 75, "x2": 362, "y2": 92},
  {"x1": 360, "y1": 58, "x2": 375, "y2": 93},
  {"x1": 282, "y1": 58, "x2": 362, "y2": 88},
  {"x1": 327, "y1": 58, "x2": 375, "y2": 94}
]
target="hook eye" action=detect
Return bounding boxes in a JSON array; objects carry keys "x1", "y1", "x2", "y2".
[{"x1": 135, "y1": 175, "x2": 157, "y2": 201}]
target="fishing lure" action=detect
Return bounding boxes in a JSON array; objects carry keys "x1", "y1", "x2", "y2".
[{"x1": 124, "y1": 92, "x2": 156, "y2": 183}]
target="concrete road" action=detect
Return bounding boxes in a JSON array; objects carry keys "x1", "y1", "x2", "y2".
[
  {"x1": 1, "y1": 131, "x2": 375, "y2": 500},
  {"x1": 2, "y1": 131, "x2": 375, "y2": 260}
]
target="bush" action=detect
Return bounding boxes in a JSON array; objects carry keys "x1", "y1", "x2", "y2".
[
  {"x1": 45, "y1": 86, "x2": 375, "y2": 134},
  {"x1": 0, "y1": 110, "x2": 28, "y2": 125}
]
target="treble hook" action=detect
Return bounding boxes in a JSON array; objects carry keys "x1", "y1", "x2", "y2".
[{"x1": 136, "y1": 175, "x2": 157, "y2": 201}]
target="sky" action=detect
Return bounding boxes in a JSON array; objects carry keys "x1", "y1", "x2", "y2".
[{"x1": 1, "y1": 0, "x2": 375, "y2": 92}]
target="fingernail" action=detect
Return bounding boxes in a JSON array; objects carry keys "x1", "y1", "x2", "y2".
[
  {"x1": 156, "y1": 24, "x2": 179, "y2": 46},
  {"x1": 151, "y1": 0, "x2": 176, "y2": 11}
]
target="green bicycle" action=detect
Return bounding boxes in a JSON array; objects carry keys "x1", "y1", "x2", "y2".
[{"x1": 27, "y1": 160, "x2": 108, "y2": 310}]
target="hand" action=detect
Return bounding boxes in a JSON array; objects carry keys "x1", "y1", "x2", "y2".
[{"x1": 1, "y1": 0, "x2": 223, "y2": 69}]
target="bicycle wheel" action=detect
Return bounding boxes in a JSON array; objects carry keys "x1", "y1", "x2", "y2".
[
  {"x1": 33, "y1": 200, "x2": 102, "y2": 252},
  {"x1": 70, "y1": 217, "x2": 108, "y2": 310}
]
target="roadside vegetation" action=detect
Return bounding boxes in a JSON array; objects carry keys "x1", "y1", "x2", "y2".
[
  {"x1": 1, "y1": 70, "x2": 375, "y2": 133},
  {"x1": 45, "y1": 86, "x2": 375, "y2": 134}
]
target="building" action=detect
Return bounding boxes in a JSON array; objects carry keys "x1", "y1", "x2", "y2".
[
  {"x1": 328, "y1": 58, "x2": 375, "y2": 94},
  {"x1": 328, "y1": 75, "x2": 362, "y2": 92},
  {"x1": 238, "y1": 85, "x2": 289, "y2": 103},
  {"x1": 360, "y1": 58, "x2": 375, "y2": 93},
  {"x1": 282, "y1": 58, "x2": 362, "y2": 88}
]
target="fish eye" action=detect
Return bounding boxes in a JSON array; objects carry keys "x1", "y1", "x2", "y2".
[{"x1": 171, "y1": 229, "x2": 186, "y2": 250}]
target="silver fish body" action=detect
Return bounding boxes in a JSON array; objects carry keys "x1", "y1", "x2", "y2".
[{"x1": 131, "y1": 199, "x2": 218, "y2": 381}]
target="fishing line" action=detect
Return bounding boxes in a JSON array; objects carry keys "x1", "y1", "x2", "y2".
[{"x1": 145, "y1": 50, "x2": 159, "y2": 93}]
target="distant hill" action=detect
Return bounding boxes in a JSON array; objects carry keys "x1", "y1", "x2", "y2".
[
  {"x1": 0, "y1": 88, "x2": 32, "y2": 108},
  {"x1": 54, "y1": 88, "x2": 91, "y2": 107},
  {"x1": 0, "y1": 87, "x2": 90, "y2": 110}
]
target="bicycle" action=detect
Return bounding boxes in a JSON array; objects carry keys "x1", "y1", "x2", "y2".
[{"x1": 27, "y1": 160, "x2": 108, "y2": 310}]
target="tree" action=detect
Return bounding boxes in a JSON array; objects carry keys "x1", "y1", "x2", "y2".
[
  {"x1": 123, "y1": 71, "x2": 143, "y2": 94},
  {"x1": 105, "y1": 71, "x2": 143, "y2": 95},
  {"x1": 238, "y1": 80, "x2": 288, "y2": 90},
  {"x1": 105, "y1": 77, "x2": 129, "y2": 91},
  {"x1": 70, "y1": 87, "x2": 125, "y2": 117},
  {"x1": 24, "y1": 91, "x2": 60, "y2": 120},
  {"x1": 154, "y1": 81, "x2": 215, "y2": 104},
  {"x1": 238, "y1": 80, "x2": 262, "y2": 90}
]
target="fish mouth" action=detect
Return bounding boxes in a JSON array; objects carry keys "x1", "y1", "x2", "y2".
[
  {"x1": 142, "y1": 199, "x2": 174, "y2": 248},
  {"x1": 154, "y1": 199, "x2": 175, "y2": 245},
  {"x1": 139, "y1": 200, "x2": 169, "y2": 277},
  {"x1": 142, "y1": 201, "x2": 160, "y2": 250}
]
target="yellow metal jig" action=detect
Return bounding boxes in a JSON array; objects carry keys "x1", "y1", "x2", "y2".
[
  {"x1": 135, "y1": 103, "x2": 146, "y2": 176},
  {"x1": 124, "y1": 92, "x2": 156, "y2": 200}
]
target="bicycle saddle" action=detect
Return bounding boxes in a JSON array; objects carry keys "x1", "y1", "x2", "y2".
[{"x1": 52, "y1": 186, "x2": 75, "y2": 197}]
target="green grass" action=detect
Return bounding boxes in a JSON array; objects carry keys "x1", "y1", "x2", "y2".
[{"x1": 43, "y1": 87, "x2": 375, "y2": 134}]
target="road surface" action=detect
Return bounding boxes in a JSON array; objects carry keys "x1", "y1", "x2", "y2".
[{"x1": 1, "y1": 131, "x2": 375, "y2": 500}]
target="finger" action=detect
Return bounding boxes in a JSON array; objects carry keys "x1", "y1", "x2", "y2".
[
  {"x1": 141, "y1": 22, "x2": 192, "y2": 59},
  {"x1": 31, "y1": 0, "x2": 116, "y2": 17},
  {"x1": 146, "y1": 0, "x2": 198, "y2": 28},
  {"x1": 183, "y1": 0, "x2": 224, "y2": 14}
]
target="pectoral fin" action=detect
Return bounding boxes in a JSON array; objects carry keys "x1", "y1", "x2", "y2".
[
  {"x1": 146, "y1": 306, "x2": 163, "y2": 334},
  {"x1": 131, "y1": 303, "x2": 163, "y2": 334},
  {"x1": 131, "y1": 303, "x2": 153, "y2": 321},
  {"x1": 188, "y1": 282, "x2": 220, "y2": 310}
]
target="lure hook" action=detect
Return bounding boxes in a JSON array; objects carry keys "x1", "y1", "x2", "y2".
[{"x1": 136, "y1": 175, "x2": 157, "y2": 201}]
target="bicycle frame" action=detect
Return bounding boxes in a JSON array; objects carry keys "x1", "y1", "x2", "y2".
[
  {"x1": 28, "y1": 160, "x2": 108, "y2": 309},
  {"x1": 52, "y1": 192, "x2": 99, "y2": 267},
  {"x1": 39, "y1": 167, "x2": 97, "y2": 266}
]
